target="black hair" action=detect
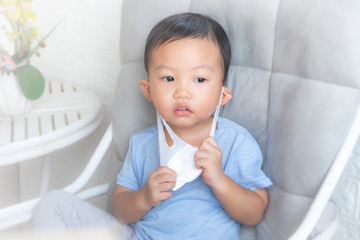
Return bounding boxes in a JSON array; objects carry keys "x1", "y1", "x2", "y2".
[{"x1": 144, "y1": 12, "x2": 231, "y2": 84}]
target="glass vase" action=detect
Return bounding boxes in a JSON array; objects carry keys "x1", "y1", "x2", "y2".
[{"x1": 0, "y1": 73, "x2": 33, "y2": 117}]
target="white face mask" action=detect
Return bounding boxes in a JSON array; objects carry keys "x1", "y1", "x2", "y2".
[{"x1": 157, "y1": 87, "x2": 224, "y2": 190}]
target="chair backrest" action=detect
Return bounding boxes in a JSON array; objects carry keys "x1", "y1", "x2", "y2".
[{"x1": 112, "y1": 0, "x2": 360, "y2": 239}]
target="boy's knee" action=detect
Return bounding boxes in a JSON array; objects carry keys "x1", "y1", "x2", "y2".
[
  {"x1": 35, "y1": 190, "x2": 73, "y2": 214},
  {"x1": 39, "y1": 190, "x2": 68, "y2": 204},
  {"x1": 33, "y1": 190, "x2": 72, "y2": 229},
  {"x1": 45, "y1": 189, "x2": 70, "y2": 200}
]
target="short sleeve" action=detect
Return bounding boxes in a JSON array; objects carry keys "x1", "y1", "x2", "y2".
[
  {"x1": 116, "y1": 136, "x2": 141, "y2": 191},
  {"x1": 225, "y1": 135, "x2": 272, "y2": 191}
]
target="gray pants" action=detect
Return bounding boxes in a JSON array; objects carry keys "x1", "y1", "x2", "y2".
[{"x1": 33, "y1": 190, "x2": 137, "y2": 240}]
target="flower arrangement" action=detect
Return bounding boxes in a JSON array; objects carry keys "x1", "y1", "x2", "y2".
[{"x1": 0, "y1": 0, "x2": 60, "y2": 100}]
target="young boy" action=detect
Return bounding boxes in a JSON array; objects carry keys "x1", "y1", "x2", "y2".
[
  {"x1": 33, "y1": 12, "x2": 272, "y2": 240},
  {"x1": 112, "y1": 13, "x2": 272, "y2": 239}
]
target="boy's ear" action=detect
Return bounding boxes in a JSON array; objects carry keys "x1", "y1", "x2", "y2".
[
  {"x1": 221, "y1": 87, "x2": 232, "y2": 106},
  {"x1": 140, "y1": 80, "x2": 153, "y2": 101}
]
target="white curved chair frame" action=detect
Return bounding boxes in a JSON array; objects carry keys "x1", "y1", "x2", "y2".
[{"x1": 1, "y1": 103, "x2": 360, "y2": 239}]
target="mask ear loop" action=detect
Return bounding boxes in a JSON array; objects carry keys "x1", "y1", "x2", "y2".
[
  {"x1": 210, "y1": 87, "x2": 224, "y2": 137},
  {"x1": 158, "y1": 113, "x2": 177, "y2": 143}
]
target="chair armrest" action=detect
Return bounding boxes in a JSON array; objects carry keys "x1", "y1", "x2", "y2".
[
  {"x1": 312, "y1": 217, "x2": 337, "y2": 240},
  {"x1": 289, "y1": 104, "x2": 360, "y2": 239},
  {"x1": 64, "y1": 124, "x2": 113, "y2": 193},
  {"x1": 76, "y1": 183, "x2": 110, "y2": 200},
  {"x1": 0, "y1": 124, "x2": 114, "y2": 231}
]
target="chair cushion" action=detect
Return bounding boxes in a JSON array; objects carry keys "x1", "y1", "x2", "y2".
[
  {"x1": 264, "y1": 74, "x2": 360, "y2": 198},
  {"x1": 113, "y1": 0, "x2": 360, "y2": 239},
  {"x1": 256, "y1": 186, "x2": 338, "y2": 240},
  {"x1": 112, "y1": 63, "x2": 155, "y2": 161},
  {"x1": 272, "y1": 0, "x2": 360, "y2": 88}
]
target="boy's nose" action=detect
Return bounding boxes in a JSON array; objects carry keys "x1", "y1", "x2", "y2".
[{"x1": 173, "y1": 82, "x2": 192, "y2": 100}]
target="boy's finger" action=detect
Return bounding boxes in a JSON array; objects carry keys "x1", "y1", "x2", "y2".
[
  {"x1": 194, "y1": 150, "x2": 210, "y2": 160},
  {"x1": 159, "y1": 191, "x2": 173, "y2": 201},
  {"x1": 156, "y1": 166, "x2": 178, "y2": 176},
  {"x1": 158, "y1": 172, "x2": 177, "y2": 184},
  {"x1": 199, "y1": 137, "x2": 219, "y2": 151},
  {"x1": 194, "y1": 157, "x2": 206, "y2": 169},
  {"x1": 150, "y1": 172, "x2": 177, "y2": 187},
  {"x1": 159, "y1": 181, "x2": 176, "y2": 192}
]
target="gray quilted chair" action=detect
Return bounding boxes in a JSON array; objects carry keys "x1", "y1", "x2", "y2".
[{"x1": 112, "y1": 0, "x2": 360, "y2": 239}]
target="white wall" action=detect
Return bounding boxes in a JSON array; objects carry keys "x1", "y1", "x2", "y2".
[
  {"x1": 28, "y1": 0, "x2": 123, "y2": 203},
  {"x1": 31, "y1": 0, "x2": 122, "y2": 108}
]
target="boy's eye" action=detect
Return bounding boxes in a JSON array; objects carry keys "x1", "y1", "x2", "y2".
[
  {"x1": 162, "y1": 76, "x2": 174, "y2": 82},
  {"x1": 194, "y1": 77, "x2": 206, "y2": 83}
]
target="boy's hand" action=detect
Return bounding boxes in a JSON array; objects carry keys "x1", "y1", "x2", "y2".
[
  {"x1": 144, "y1": 166, "x2": 177, "y2": 208},
  {"x1": 195, "y1": 137, "x2": 225, "y2": 188}
]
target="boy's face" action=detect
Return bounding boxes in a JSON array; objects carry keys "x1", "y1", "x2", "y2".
[{"x1": 141, "y1": 37, "x2": 231, "y2": 131}]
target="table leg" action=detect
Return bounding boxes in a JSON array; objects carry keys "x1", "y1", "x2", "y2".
[{"x1": 40, "y1": 155, "x2": 51, "y2": 196}]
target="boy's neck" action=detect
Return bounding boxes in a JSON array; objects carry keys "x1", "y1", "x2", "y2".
[{"x1": 164, "y1": 116, "x2": 215, "y2": 147}]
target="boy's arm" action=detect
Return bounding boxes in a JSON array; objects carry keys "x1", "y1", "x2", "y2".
[
  {"x1": 112, "y1": 166, "x2": 177, "y2": 224},
  {"x1": 195, "y1": 137, "x2": 269, "y2": 226},
  {"x1": 211, "y1": 176, "x2": 268, "y2": 226},
  {"x1": 112, "y1": 185, "x2": 150, "y2": 224}
]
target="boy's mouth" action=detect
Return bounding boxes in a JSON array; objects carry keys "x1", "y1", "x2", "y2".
[{"x1": 174, "y1": 105, "x2": 192, "y2": 116}]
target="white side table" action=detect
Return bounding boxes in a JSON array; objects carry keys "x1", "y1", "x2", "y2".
[{"x1": 0, "y1": 80, "x2": 102, "y2": 194}]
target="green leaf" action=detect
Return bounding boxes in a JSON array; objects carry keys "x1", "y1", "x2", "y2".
[{"x1": 15, "y1": 65, "x2": 45, "y2": 100}]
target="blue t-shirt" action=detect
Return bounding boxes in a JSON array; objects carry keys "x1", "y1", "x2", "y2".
[{"x1": 117, "y1": 117, "x2": 272, "y2": 240}]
